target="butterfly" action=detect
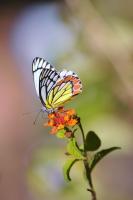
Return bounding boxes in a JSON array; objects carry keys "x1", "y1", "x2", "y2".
[{"x1": 32, "y1": 57, "x2": 82, "y2": 113}]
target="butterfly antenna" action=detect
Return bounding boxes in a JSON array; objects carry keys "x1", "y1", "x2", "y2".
[
  {"x1": 22, "y1": 110, "x2": 39, "y2": 116},
  {"x1": 33, "y1": 109, "x2": 43, "y2": 125}
]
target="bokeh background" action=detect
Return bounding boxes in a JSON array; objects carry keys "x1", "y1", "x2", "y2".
[{"x1": 0, "y1": 0, "x2": 133, "y2": 200}]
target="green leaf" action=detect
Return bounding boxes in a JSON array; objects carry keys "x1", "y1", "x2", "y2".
[
  {"x1": 85, "y1": 131, "x2": 101, "y2": 151},
  {"x1": 56, "y1": 129, "x2": 66, "y2": 138},
  {"x1": 90, "y1": 147, "x2": 121, "y2": 173},
  {"x1": 67, "y1": 138, "x2": 84, "y2": 159},
  {"x1": 63, "y1": 158, "x2": 79, "y2": 181}
]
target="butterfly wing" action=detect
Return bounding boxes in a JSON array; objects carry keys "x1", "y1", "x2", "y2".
[
  {"x1": 32, "y1": 57, "x2": 60, "y2": 109},
  {"x1": 32, "y1": 57, "x2": 54, "y2": 96},
  {"x1": 39, "y1": 64, "x2": 60, "y2": 109},
  {"x1": 46, "y1": 71, "x2": 82, "y2": 109}
]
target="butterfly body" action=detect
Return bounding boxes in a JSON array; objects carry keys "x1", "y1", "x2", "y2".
[{"x1": 32, "y1": 57, "x2": 82, "y2": 113}]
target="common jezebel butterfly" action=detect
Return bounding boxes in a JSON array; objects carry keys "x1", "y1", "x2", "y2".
[{"x1": 32, "y1": 57, "x2": 82, "y2": 113}]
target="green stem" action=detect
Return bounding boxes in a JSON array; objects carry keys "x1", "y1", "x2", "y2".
[{"x1": 78, "y1": 120, "x2": 97, "y2": 200}]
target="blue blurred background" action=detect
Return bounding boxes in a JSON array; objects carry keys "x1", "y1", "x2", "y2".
[{"x1": 0, "y1": 0, "x2": 133, "y2": 200}]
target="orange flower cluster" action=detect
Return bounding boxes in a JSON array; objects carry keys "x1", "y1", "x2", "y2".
[{"x1": 45, "y1": 107, "x2": 78, "y2": 135}]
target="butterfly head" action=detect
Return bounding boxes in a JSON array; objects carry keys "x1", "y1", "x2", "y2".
[{"x1": 41, "y1": 106, "x2": 55, "y2": 114}]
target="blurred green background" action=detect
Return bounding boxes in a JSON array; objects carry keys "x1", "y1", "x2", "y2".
[{"x1": 0, "y1": 0, "x2": 133, "y2": 200}]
